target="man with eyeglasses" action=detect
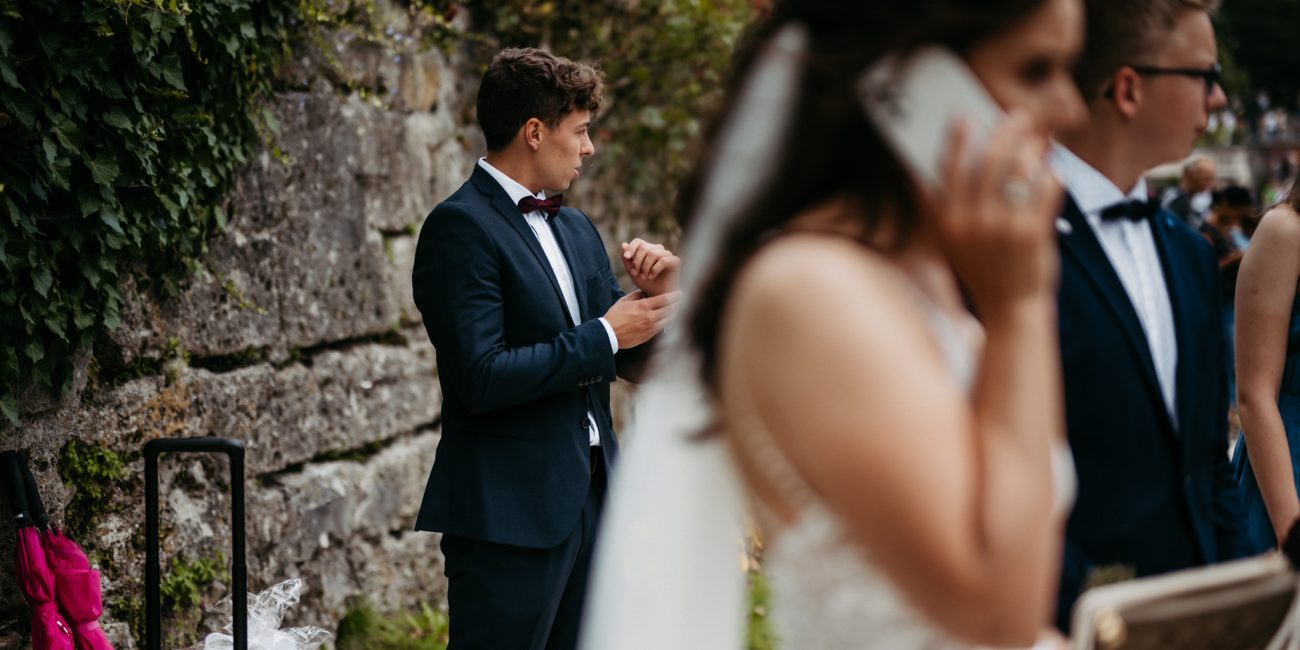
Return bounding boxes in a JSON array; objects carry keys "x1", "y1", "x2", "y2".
[{"x1": 1047, "y1": 0, "x2": 1246, "y2": 632}]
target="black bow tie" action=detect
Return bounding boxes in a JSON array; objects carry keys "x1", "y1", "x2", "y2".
[
  {"x1": 1100, "y1": 198, "x2": 1161, "y2": 223},
  {"x1": 518, "y1": 195, "x2": 564, "y2": 219}
]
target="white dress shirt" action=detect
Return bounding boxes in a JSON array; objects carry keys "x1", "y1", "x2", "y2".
[
  {"x1": 478, "y1": 158, "x2": 617, "y2": 446},
  {"x1": 1050, "y1": 143, "x2": 1179, "y2": 426}
]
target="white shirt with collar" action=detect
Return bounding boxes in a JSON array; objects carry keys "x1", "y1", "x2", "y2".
[
  {"x1": 1050, "y1": 143, "x2": 1179, "y2": 427},
  {"x1": 478, "y1": 157, "x2": 618, "y2": 446}
]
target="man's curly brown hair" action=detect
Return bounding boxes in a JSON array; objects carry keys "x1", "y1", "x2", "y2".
[{"x1": 476, "y1": 48, "x2": 604, "y2": 152}]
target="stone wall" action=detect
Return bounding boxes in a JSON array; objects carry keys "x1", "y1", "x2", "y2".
[{"x1": 0, "y1": 10, "x2": 489, "y2": 647}]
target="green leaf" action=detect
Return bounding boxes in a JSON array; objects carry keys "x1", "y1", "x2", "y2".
[
  {"x1": 159, "y1": 54, "x2": 186, "y2": 90},
  {"x1": 48, "y1": 157, "x2": 71, "y2": 190},
  {"x1": 0, "y1": 394, "x2": 18, "y2": 428},
  {"x1": 99, "y1": 209, "x2": 124, "y2": 234},
  {"x1": 42, "y1": 137, "x2": 58, "y2": 164},
  {"x1": 0, "y1": 59, "x2": 18, "y2": 89},
  {"x1": 73, "y1": 308, "x2": 94, "y2": 330},
  {"x1": 87, "y1": 155, "x2": 120, "y2": 186},
  {"x1": 102, "y1": 301, "x2": 121, "y2": 330},
  {"x1": 103, "y1": 109, "x2": 132, "y2": 130},
  {"x1": 77, "y1": 188, "x2": 102, "y2": 217},
  {"x1": 239, "y1": 22, "x2": 256, "y2": 39},
  {"x1": 0, "y1": 26, "x2": 12, "y2": 57},
  {"x1": 7, "y1": 96, "x2": 35, "y2": 128},
  {"x1": 46, "y1": 316, "x2": 67, "y2": 342},
  {"x1": 25, "y1": 341, "x2": 43, "y2": 363},
  {"x1": 50, "y1": 113, "x2": 79, "y2": 150},
  {"x1": 32, "y1": 267, "x2": 52, "y2": 297}
]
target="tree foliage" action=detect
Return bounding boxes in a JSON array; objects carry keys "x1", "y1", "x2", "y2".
[
  {"x1": 1216, "y1": 0, "x2": 1300, "y2": 108},
  {"x1": 463, "y1": 0, "x2": 759, "y2": 232}
]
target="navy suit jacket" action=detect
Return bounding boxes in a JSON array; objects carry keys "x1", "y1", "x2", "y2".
[
  {"x1": 1055, "y1": 194, "x2": 1245, "y2": 630},
  {"x1": 411, "y1": 165, "x2": 651, "y2": 549}
]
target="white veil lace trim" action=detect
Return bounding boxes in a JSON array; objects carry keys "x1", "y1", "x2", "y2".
[{"x1": 579, "y1": 24, "x2": 808, "y2": 650}]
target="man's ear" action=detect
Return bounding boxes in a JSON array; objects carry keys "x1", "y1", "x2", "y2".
[
  {"x1": 1108, "y1": 67, "x2": 1142, "y2": 120},
  {"x1": 522, "y1": 117, "x2": 545, "y2": 151}
]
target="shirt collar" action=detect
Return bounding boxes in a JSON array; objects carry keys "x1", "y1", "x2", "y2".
[
  {"x1": 1049, "y1": 141, "x2": 1148, "y2": 217},
  {"x1": 477, "y1": 157, "x2": 544, "y2": 206}
]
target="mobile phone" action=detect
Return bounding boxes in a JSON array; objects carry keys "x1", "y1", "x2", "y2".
[{"x1": 856, "y1": 46, "x2": 1004, "y2": 191}]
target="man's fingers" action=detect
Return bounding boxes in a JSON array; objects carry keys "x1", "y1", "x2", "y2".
[
  {"x1": 641, "y1": 290, "x2": 682, "y2": 308},
  {"x1": 617, "y1": 289, "x2": 645, "y2": 303},
  {"x1": 622, "y1": 238, "x2": 647, "y2": 259}
]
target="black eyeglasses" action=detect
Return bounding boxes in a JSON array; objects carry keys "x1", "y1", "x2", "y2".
[{"x1": 1129, "y1": 62, "x2": 1222, "y2": 96}]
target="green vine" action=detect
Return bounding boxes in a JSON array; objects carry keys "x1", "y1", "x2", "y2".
[{"x1": 0, "y1": 0, "x2": 302, "y2": 424}]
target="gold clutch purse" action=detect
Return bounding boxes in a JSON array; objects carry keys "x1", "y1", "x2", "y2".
[{"x1": 1071, "y1": 553, "x2": 1300, "y2": 650}]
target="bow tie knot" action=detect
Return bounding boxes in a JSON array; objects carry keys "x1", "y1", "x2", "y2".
[
  {"x1": 518, "y1": 195, "x2": 564, "y2": 219},
  {"x1": 1100, "y1": 198, "x2": 1161, "y2": 223}
]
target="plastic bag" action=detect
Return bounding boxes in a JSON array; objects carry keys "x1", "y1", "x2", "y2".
[{"x1": 191, "y1": 578, "x2": 333, "y2": 650}]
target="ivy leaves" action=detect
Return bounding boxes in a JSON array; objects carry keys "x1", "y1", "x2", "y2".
[{"x1": 0, "y1": 0, "x2": 294, "y2": 425}]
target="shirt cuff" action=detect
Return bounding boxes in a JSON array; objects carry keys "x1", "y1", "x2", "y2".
[{"x1": 598, "y1": 317, "x2": 619, "y2": 353}]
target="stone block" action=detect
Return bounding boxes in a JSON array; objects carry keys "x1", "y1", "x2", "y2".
[
  {"x1": 384, "y1": 235, "x2": 421, "y2": 325},
  {"x1": 397, "y1": 50, "x2": 445, "y2": 113}
]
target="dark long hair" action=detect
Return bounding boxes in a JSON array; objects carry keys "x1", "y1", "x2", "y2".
[{"x1": 680, "y1": 0, "x2": 1052, "y2": 393}]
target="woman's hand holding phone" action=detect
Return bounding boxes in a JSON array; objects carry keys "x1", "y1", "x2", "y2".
[{"x1": 935, "y1": 110, "x2": 1062, "y2": 322}]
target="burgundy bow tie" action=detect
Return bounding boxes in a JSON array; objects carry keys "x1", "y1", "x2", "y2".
[
  {"x1": 1100, "y1": 198, "x2": 1161, "y2": 222},
  {"x1": 518, "y1": 195, "x2": 564, "y2": 218}
]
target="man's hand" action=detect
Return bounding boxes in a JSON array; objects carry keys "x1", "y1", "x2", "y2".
[
  {"x1": 604, "y1": 289, "x2": 681, "y2": 349},
  {"x1": 621, "y1": 239, "x2": 680, "y2": 297}
]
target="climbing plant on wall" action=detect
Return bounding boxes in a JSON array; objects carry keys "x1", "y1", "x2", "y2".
[{"x1": 0, "y1": 0, "x2": 301, "y2": 424}]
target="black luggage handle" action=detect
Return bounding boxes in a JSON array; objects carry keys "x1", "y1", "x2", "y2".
[{"x1": 144, "y1": 437, "x2": 246, "y2": 650}]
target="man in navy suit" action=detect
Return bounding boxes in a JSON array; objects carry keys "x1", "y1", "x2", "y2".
[
  {"x1": 1050, "y1": 0, "x2": 1244, "y2": 631},
  {"x1": 411, "y1": 48, "x2": 680, "y2": 649}
]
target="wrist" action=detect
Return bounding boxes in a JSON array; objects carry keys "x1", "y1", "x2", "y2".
[{"x1": 979, "y1": 293, "x2": 1055, "y2": 332}]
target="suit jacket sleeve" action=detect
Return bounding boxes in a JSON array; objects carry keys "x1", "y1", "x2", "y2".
[
  {"x1": 577, "y1": 211, "x2": 658, "y2": 383},
  {"x1": 414, "y1": 205, "x2": 617, "y2": 414}
]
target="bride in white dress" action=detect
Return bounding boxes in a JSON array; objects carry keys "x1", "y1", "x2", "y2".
[{"x1": 581, "y1": 1, "x2": 1087, "y2": 648}]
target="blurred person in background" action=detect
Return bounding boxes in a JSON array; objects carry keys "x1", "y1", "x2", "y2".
[{"x1": 1162, "y1": 155, "x2": 1217, "y2": 228}]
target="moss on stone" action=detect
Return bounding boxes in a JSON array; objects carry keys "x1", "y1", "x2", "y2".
[
  {"x1": 161, "y1": 552, "x2": 224, "y2": 612},
  {"x1": 57, "y1": 440, "x2": 127, "y2": 532},
  {"x1": 336, "y1": 601, "x2": 449, "y2": 650}
]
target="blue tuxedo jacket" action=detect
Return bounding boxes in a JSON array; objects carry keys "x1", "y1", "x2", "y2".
[
  {"x1": 411, "y1": 165, "x2": 651, "y2": 549},
  {"x1": 1055, "y1": 194, "x2": 1245, "y2": 629}
]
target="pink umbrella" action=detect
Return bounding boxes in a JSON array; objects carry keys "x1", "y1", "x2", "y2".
[
  {"x1": 42, "y1": 527, "x2": 113, "y2": 650},
  {"x1": 2, "y1": 451, "x2": 74, "y2": 650},
  {"x1": 16, "y1": 527, "x2": 75, "y2": 649},
  {"x1": 17, "y1": 452, "x2": 113, "y2": 650}
]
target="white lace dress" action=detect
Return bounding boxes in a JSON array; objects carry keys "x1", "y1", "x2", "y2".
[{"x1": 740, "y1": 290, "x2": 1077, "y2": 650}]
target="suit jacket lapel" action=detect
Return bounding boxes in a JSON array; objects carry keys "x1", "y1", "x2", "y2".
[
  {"x1": 470, "y1": 166, "x2": 574, "y2": 326},
  {"x1": 548, "y1": 212, "x2": 590, "y2": 321},
  {"x1": 1147, "y1": 209, "x2": 1197, "y2": 437},
  {"x1": 1059, "y1": 195, "x2": 1165, "y2": 408}
]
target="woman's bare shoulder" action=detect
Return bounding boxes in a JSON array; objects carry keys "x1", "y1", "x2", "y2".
[
  {"x1": 1255, "y1": 204, "x2": 1300, "y2": 240},
  {"x1": 732, "y1": 232, "x2": 902, "y2": 310}
]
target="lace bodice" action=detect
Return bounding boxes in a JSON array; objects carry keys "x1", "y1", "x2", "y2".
[{"x1": 742, "y1": 278, "x2": 1076, "y2": 649}]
